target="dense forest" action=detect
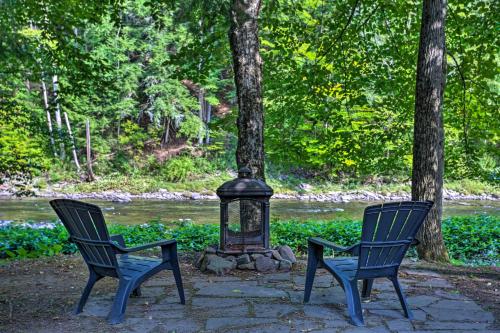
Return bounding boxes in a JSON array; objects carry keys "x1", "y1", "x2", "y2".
[{"x1": 0, "y1": 0, "x2": 498, "y2": 187}]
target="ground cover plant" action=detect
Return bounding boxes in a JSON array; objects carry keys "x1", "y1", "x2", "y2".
[{"x1": 1, "y1": 215, "x2": 497, "y2": 266}]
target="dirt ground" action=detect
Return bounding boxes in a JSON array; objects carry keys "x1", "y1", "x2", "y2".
[{"x1": 0, "y1": 254, "x2": 498, "y2": 332}]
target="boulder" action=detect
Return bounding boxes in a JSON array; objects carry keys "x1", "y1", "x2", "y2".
[
  {"x1": 225, "y1": 255, "x2": 236, "y2": 262},
  {"x1": 238, "y1": 262, "x2": 256, "y2": 270},
  {"x1": 200, "y1": 254, "x2": 217, "y2": 272},
  {"x1": 236, "y1": 254, "x2": 251, "y2": 266},
  {"x1": 251, "y1": 253, "x2": 264, "y2": 261},
  {"x1": 195, "y1": 252, "x2": 205, "y2": 268},
  {"x1": 279, "y1": 259, "x2": 292, "y2": 272},
  {"x1": 255, "y1": 256, "x2": 278, "y2": 272},
  {"x1": 271, "y1": 250, "x2": 283, "y2": 261},
  {"x1": 206, "y1": 256, "x2": 236, "y2": 276},
  {"x1": 205, "y1": 246, "x2": 217, "y2": 254},
  {"x1": 278, "y1": 245, "x2": 297, "y2": 264},
  {"x1": 190, "y1": 192, "x2": 202, "y2": 200}
]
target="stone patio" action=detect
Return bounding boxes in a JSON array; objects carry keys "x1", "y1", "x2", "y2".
[{"x1": 51, "y1": 265, "x2": 497, "y2": 332}]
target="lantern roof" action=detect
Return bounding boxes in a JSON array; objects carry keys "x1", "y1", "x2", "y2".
[{"x1": 216, "y1": 167, "x2": 274, "y2": 198}]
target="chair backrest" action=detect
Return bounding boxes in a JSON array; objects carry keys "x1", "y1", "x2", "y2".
[
  {"x1": 357, "y1": 201, "x2": 433, "y2": 278},
  {"x1": 50, "y1": 199, "x2": 118, "y2": 273}
]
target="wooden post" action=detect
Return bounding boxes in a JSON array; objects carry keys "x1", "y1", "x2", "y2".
[
  {"x1": 64, "y1": 112, "x2": 81, "y2": 172},
  {"x1": 86, "y1": 119, "x2": 95, "y2": 181}
]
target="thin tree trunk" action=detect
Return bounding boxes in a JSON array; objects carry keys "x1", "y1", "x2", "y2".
[
  {"x1": 412, "y1": 0, "x2": 449, "y2": 262},
  {"x1": 41, "y1": 79, "x2": 57, "y2": 157},
  {"x1": 198, "y1": 89, "x2": 205, "y2": 145},
  {"x1": 52, "y1": 75, "x2": 65, "y2": 160},
  {"x1": 229, "y1": 0, "x2": 265, "y2": 181},
  {"x1": 85, "y1": 119, "x2": 95, "y2": 182},
  {"x1": 205, "y1": 102, "x2": 211, "y2": 145},
  {"x1": 64, "y1": 112, "x2": 81, "y2": 172},
  {"x1": 161, "y1": 117, "x2": 171, "y2": 149}
]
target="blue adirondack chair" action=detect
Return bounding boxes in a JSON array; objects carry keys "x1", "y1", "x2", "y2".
[
  {"x1": 303, "y1": 201, "x2": 433, "y2": 326},
  {"x1": 50, "y1": 199, "x2": 185, "y2": 324}
]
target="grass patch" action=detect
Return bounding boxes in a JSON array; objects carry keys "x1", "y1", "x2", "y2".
[{"x1": 40, "y1": 173, "x2": 499, "y2": 197}]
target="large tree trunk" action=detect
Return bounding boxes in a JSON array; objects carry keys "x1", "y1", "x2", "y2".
[
  {"x1": 229, "y1": 0, "x2": 265, "y2": 181},
  {"x1": 412, "y1": 0, "x2": 449, "y2": 262},
  {"x1": 229, "y1": 0, "x2": 265, "y2": 236}
]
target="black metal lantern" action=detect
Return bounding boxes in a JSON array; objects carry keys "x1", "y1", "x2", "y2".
[{"x1": 216, "y1": 167, "x2": 273, "y2": 254}]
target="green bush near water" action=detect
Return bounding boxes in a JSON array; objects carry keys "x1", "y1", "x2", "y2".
[{"x1": 0, "y1": 215, "x2": 498, "y2": 266}]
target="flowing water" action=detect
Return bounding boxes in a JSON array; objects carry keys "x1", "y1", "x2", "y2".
[{"x1": 0, "y1": 198, "x2": 498, "y2": 225}]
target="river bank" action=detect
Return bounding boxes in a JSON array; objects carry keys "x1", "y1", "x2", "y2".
[
  {"x1": 0, "y1": 187, "x2": 497, "y2": 203},
  {"x1": 0, "y1": 175, "x2": 498, "y2": 203}
]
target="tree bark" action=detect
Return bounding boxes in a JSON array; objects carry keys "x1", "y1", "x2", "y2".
[
  {"x1": 41, "y1": 79, "x2": 57, "y2": 157},
  {"x1": 64, "y1": 112, "x2": 81, "y2": 172},
  {"x1": 229, "y1": 0, "x2": 265, "y2": 181},
  {"x1": 412, "y1": 0, "x2": 449, "y2": 262},
  {"x1": 198, "y1": 89, "x2": 205, "y2": 145},
  {"x1": 85, "y1": 119, "x2": 95, "y2": 182},
  {"x1": 205, "y1": 102, "x2": 211, "y2": 145},
  {"x1": 52, "y1": 75, "x2": 65, "y2": 160}
]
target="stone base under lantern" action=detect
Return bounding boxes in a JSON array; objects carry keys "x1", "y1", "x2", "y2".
[{"x1": 196, "y1": 245, "x2": 297, "y2": 276}]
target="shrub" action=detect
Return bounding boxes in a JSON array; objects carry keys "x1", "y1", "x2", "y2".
[
  {"x1": 160, "y1": 156, "x2": 196, "y2": 182},
  {"x1": 0, "y1": 224, "x2": 76, "y2": 258},
  {"x1": 442, "y1": 215, "x2": 499, "y2": 265},
  {"x1": 1, "y1": 215, "x2": 498, "y2": 266}
]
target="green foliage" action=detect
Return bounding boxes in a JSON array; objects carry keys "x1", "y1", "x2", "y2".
[
  {"x1": 442, "y1": 215, "x2": 499, "y2": 265},
  {"x1": 2, "y1": 215, "x2": 498, "y2": 266},
  {"x1": 270, "y1": 219, "x2": 362, "y2": 254},
  {"x1": 0, "y1": 85, "x2": 50, "y2": 176},
  {"x1": 0, "y1": 0, "x2": 498, "y2": 184},
  {"x1": 160, "y1": 156, "x2": 196, "y2": 182},
  {"x1": 159, "y1": 155, "x2": 218, "y2": 182},
  {"x1": 119, "y1": 121, "x2": 148, "y2": 149},
  {"x1": 0, "y1": 225, "x2": 76, "y2": 259}
]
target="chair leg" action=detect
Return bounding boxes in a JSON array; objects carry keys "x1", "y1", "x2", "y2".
[
  {"x1": 390, "y1": 276, "x2": 413, "y2": 319},
  {"x1": 362, "y1": 279, "x2": 374, "y2": 298},
  {"x1": 107, "y1": 279, "x2": 134, "y2": 324},
  {"x1": 303, "y1": 248, "x2": 319, "y2": 303},
  {"x1": 304, "y1": 243, "x2": 322, "y2": 303},
  {"x1": 132, "y1": 286, "x2": 142, "y2": 297},
  {"x1": 344, "y1": 280, "x2": 364, "y2": 326},
  {"x1": 75, "y1": 269, "x2": 101, "y2": 314},
  {"x1": 169, "y1": 246, "x2": 185, "y2": 305}
]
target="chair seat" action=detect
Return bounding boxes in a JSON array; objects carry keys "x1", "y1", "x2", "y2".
[
  {"x1": 118, "y1": 255, "x2": 162, "y2": 279},
  {"x1": 323, "y1": 257, "x2": 358, "y2": 280}
]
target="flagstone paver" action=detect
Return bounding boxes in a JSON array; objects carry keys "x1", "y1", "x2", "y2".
[{"x1": 67, "y1": 266, "x2": 497, "y2": 332}]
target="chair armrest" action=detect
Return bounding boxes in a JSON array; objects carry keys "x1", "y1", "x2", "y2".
[
  {"x1": 112, "y1": 239, "x2": 176, "y2": 254},
  {"x1": 110, "y1": 234, "x2": 126, "y2": 247},
  {"x1": 309, "y1": 237, "x2": 360, "y2": 255}
]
